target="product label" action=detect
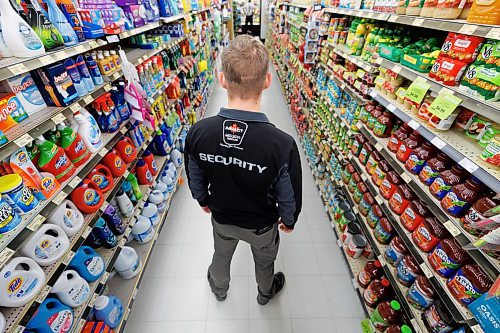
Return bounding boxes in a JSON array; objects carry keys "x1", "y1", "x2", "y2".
[
  {"x1": 429, "y1": 177, "x2": 452, "y2": 199},
  {"x1": 425, "y1": 304, "x2": 453, "y2": 333},
  {"x1": 428, "y1": 244, "x2": 460, "y2": 277},
  {"x1": 369, "y1": 306, "x2": 388, "y2": 330},
  {"x1": 84, "y1": 189, "x2": 101, "y2": 206},
  {"x1": 387, "y1": 136, "x2": 401, "y2": 152},
  {"x1": 34, "y1": 236, "x2": 63, "y2": 260},
  {"x1": 389, "y1": 193, "x2": 406, "y2": 214},
  {"x1": 441, "y1": 191, "x2": 471, "y2": 216},
  {"x1": 0, "y1": 201, "x2": 22, "y2": 233},
  {"x1": 396, "y1": 260, "x2": 419, "y2": 286},
  {"x1": 3, "y1": 182, "x2": 39, "y2": 214},
  {"x1": 85, "y1": 257, "x2": 105, "y2": 277},
  {"x1": 367, "y1": 209, "x2": 381, "y2": 229},
  {"x1": 419, "y1": 165, "x2": 439, "y2": 186},
  {"x1": 48, "y1": 309, "x2": 73, "y2": 333},
  {"x1": 407, "y1": 282, "x2": 434, "y2": 310},
  {"x1": 91, "y1": 175, "x2": 109, "y2": 190},
  {"x1": 413, "y1": 225, "x2": 438, "y2": 252},
  {"x1": 6, "y1": 274, "x2": 40, "y2": 299},
  {"x1": 406, "y1": 154, "x2": 426, "y2": 174},
  {"x1": 380, "y1": 179, "x2": 396, "y2": 199},
  {"x1": 374, "y1": 223, "x2": 392, "y2": 244},
  {"x1": 447, "y1": 269, "x2": 482, "y2": 305},
  {"x1": 385, "y1": 244, "x2": 404, "y2": 266},
  {"x1": 63, "y1": 209, "x2": 79, "y2": 228},
  {"x1": 373, "y1": 122, "x2": 387, "y2": 137},
  {"x1": 67, "y1": 282, "x2": 90, "y2": 306},
  {"x1": 401, "y1": 207, "x2": 424, "y2": 231}
]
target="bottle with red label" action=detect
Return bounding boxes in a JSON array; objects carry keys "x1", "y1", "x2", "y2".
[
  {"x1": 364, "y1": 278, "x2": 393, "y2": 308},
  {"x1": 136, "y1": 160, "x2": 153, "y2": 185},
  {"x1": 405, "y1": 141, "x2": 437, "y2": 175},
  {"x1": 400, "y1": 200, "x2": 433, "y2": 232},
  {"x1": 460, "y1": 195, "x2": 499, "y2": 236},
  {"x1": 380, "y1": 171, "x2": 403, "y2": 200},
  {"x1": 389, "y1": 184, "x2": 416, "y2": 215},
  {"x1": 419, "y1": 152, "x2": 453, "y2": 186},
  {"x1": 35, "y1": 136, "x2": 76, "y2": 183},
  {"x1": 142, "y1": 150, "x2": 158, "y2": 177},
  {"x1": 441, "y1": 176, "x2": 485, "y2": 218},
  {"x1": 102, "y1": 149, "x2": 127, "y2": 177},
  {"x1": 57, "y1": 124, "x2": 90, "y2": 167},
  {"x1": 428, "y1": 238, "x2": 471, "y2": 278},
  {"x1": 358, "y1": 260, "x2": 384, "y2": 289},
  {"x1": 429, "y1": 165, "x2": 468, "y2": 200},
  {"x1": 387, "y1": 124, "x2": 412, "y2": 153},
  {"x1": 412, "y1": 217, "x2": 450, "y2": 252},
  {"x1": 372, "y1": 160, "x2": 391, "y2": 187},
  {"x1": 397, "y1": 132, "x2": 424, "y2": 163},
  {"x1": 87, "y1": 164, "x2": 114, "y2": 193},
  {"x1": 447, "y1": 264, "x2": 493, "y2": 306}
]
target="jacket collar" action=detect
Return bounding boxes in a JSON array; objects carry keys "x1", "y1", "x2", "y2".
[{"x1": 218, "y1": 108, "x2": 271, "y2": 123}]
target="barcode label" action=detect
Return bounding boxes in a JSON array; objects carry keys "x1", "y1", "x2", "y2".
[
  {"x1": 375, "y1": 143, "x2": 383, "y2": 151},
  {"x1": 470, "y1": 325, "x2": 484, "y2": 333},
  {"x1": 375, "y1": 195, "x2": 383, "y2": 204},
  {"x1": 353, "y1": 206, "x2": 359, "y2": 214},
  {"x1": 75, "y1": 45, "x2": 86, "y2": 53},
  {"x1": 14, "y1": 133, "x2": 33, "y2": 147},
  {"x1": 99, "y1": 201, "x2": 109, "y2": 212},
  {"x1": 69, "y1": 176, "x2": 82, "y2": 188},
  {"x1": 0, "y1": 248, "x2": 15, "y2": 267},
  {"x1": 27, "y1": 215, "x2": 46, "y2": 231},
  {"x1": 89, "y1": 293, "x2": 99, "y2": 307},
  {"x1": 9, "y1": 63, "x2": 28, "y2": 75},
  {"x1": 70, "y1": 103, "x2": 81, "y2": 113},
  {"x1": 104, "y1": 84, "x2": 112, "y2": 91},
  {"x1": 53, "y1": 191, "x2": 67, "y2": 205},
  {"x1": 486, "y1": 27, "x2": 500, "y2": 40},
  {"x1": 75, "y1": 319, "x2": 87, "y2": 333},
  {"x1": 444, "y1": 221, "x2": 461, "y2": 237},
  {"x1": 98, "y1": 147, "x2": 109, "y2": 157},
  {"x1": 36, "y1": 285, "x2": 52, "y2": 303},
  {"x1": 392, "y1": 65, "x2": 402, "y2": 74},
  {"x1": 101, "y1": 271, "x2": 110, "y2": 284},
  {"x1": 52, "y1": 113, "x2": 66, "y2": 124},
  {"x1": 89, "y1": 40, "x2": 99, "y2": 48},
  {"x1": 83, "y1": 95, "x2": 94, "y2": 105},
  {"x1": 420, "y1": 263, "x2": 433, "y2": 278},
  {"x1": 458, "y1": 25, "x2": 478, "y2": 35},
  {"x1": 459, "y1": 158, "x2": 478, "y2": 173},
  {"x1": 119, "y1": 237, "x2": 127, "y2": 247},
  {"x1": 63, "y1": 251, "x2": 75, "y2": 265},
  {"x1": 120, "y1": 126, "x2": 128, "y2": 134}
]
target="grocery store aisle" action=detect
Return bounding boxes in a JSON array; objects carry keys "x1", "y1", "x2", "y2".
[{"x1": 124, "y1": 66, "x2": 365, "y2": 333}]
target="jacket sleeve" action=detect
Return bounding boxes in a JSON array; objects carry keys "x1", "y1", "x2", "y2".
[
  {"x1": 184, "y1": 129, "x2": 210, "y2": 207},
  {"x1": 275, "y1": 140, "x2": 302, "y2": 229}
]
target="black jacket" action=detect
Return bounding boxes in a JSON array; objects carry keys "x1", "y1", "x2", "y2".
[{"x1": 185, "y1": 108, "x2": 302, "y2": 230}]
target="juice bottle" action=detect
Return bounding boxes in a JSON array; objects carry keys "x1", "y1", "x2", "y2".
[
  {"x1": 441, "y1": 176, "x2": 485, "y2": 218},
  {"x1": 397, "y1": 132, "x2": 424, "y2": 162},
  {"x1": 429, "y1": 165, "x2": 468, "y2": 200},
  {"x1": 370, "y1": 300, "x2": 402, "y2": 330},
  {"x1": 405, "y1": 141, "x2": 437, "y2": 175},
  {"x1": 419, "y1": 152, "x2": 453, "y2": 186},
  {"x1": 358, "y1": 260, "x2": 384, "y2": 289},
  {"x1": 364, "y1": 278, "x2": 393, "y2": 308}
]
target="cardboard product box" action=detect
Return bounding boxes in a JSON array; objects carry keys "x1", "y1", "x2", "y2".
[
  {"x1": 0, "y1": 73, "x2": 47, "y2": 116},
  {"x1": 31, "y1": 63, "x2": 80, "y2": 107},
  {"x1": 0, "y1": 93, "x2": 29, "y2": 132},
  {"x1": 122, "y1": 5, "x2": 146, "y2": 27}
]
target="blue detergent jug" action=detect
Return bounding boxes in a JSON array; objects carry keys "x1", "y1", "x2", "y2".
[
  {"x1": 26, "y1": 297, "x2": 74, "y2": 333},
  {"x1": 94, "y1": 295, "x2": 124, "y2": 329},
  {"x1": 153, "y1": 131, "x2": 170, "y2": 156},
  {"x1": 68, "y1": 246, "x2": 105, "y2": 282}
]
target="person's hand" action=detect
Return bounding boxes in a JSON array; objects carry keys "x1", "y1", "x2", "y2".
[
  {"x1": 279, "y1": 220, "x2": 293, "y2": 233},
  {"x1": 201, "y1": 206, "x2": 211, "y2": 214}
]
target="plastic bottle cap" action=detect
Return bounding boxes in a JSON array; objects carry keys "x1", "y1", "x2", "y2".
[
  {"x1": 374, "y1": 260, "x2": 381, "y2": 268},
  {"x1": 94, "y1": 295, "x2": 109, "y2": 310},
  {"x1": 390, "y1": 300, "x2": 401, "y2": 311},
  {"x1": 381, "y1": 279, "x2": 390, "y2": 287},
  {"x1": 401, "y1": 325, "x2": 412, "y2": 333}
]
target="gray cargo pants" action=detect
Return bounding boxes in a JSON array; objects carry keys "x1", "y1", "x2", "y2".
[{"x1": 208, "y1": 218, "x2": 280, "y2": 297}]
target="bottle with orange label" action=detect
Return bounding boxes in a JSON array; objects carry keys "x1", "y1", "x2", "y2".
[
  {"x1": 397, "y1": 132, "x2": 424, "y2": 163},
  {"x1": 389, "y1": 184, "x2": 416, "y2": 215}
]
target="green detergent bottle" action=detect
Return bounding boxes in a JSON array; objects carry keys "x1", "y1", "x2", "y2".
[
  {"x1": 23, "y1": 0, "x2": 65, "y2": 51},
  {"x1": 126, "y1": 173, "x2": 143, "y2": 201},
  {"x1": 35, "y1": 136, "x2": 76, "y2": 183},
  {"x1": 45, "y1": 127, "x2": 60, "y2": 144},
  {"x1": 57, "y1": 124, "x2": 90, "y2": 167}
]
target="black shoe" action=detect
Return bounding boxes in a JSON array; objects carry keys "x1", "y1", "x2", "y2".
[
  {"x1": 207, "y1": 271, "x2": 227, "y2": 301},
  {"x1": 257, "y1": 272, "x2": 286, "y2": 305}
]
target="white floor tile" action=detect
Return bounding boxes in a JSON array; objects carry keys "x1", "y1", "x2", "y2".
[
  {"x1": 205, "y1": 320, "x2": 249, "y2": 333},
  {"x1": 323, "y1": 275, "x2": 366, "y2": 318},
  {"x1": 333, "y1": 317, "x2": 366, "y2": 333},
  {"x1": 292, "y1": 318, "x2": 338, "y2": 333},
  {"x1": 173, "y1": 243, "x2": 214, "y2": 277},
  {"x1": 282, "y1": 222, "x2": 312, "y2": 243},
  {"x1": 281, "y1": 242, "x2": 321, "y2": 276},
  {"x1": 249, "y1": 319, "x2": 292, "y2": 333},
  {"x1": 124, "y1": 321, "x2": 205, "y2": 333},
  {"x1": 127, "y1": 277, "x2": 172, "y2": 322},
  {"x1": 314, "y1": 242, "x2": 350, "y2": 276},
  {"x1": 248, "y1": 279, "x2": 291, "y2": 319},
  {"x1": 142, "y1": 244, "x2": 181, "y2": 277},
  {"x1": 207, "y1": 276, "x2": 249, "y2": 320},
  {"x1": 286, "y1": 276, "x2": 331, "y2": 318}
]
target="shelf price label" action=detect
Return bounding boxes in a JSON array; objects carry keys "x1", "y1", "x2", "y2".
[
  {"x1": 0, "y1": 248, "x2": 15, "y2": 267},
  {"x1": 63, "y1": 251, "x2": 75, "y2": 265},
  {"x1": 36, "y1": 285, "x2": 52, "y2": 303},
  {"x1": 70, "y1": 103, "x2": 81, "y2": 113},
  {"x1": 408, "y1": 119, "x2": 420, "y2": 130},
  {"x1": 419, "y1": 263, "x2": 433, "y2": 278},
  {"x1": 431, "y1": 137, "x2": 447, "y2": 149},
  {"x1": 444, "y1": 221, "x2": 461, "y2": 237},
  {"x1": 53, "y1": 191, "x2": 67, "y2": 205},
  {"x1": 39, "y1": 55, "x2": 54, "y2": 66},
  {"x1": 14, "y1": 133, "x2": 33, "y2": 148},
  {"x1": 401, "y1": 173, "x2": 412, "y2": 184},
  {"x1": 69, "y1": 176, "x2": 82, "y2": 188},
  {"x1": 8, "y1": 63, "x2": 28, "y2": 75},
  {"x1": 387, "y1": 104, "x2": 396, "y2": 112},
  {"x1": 75, "y1": 319, "x2": 86, "y2": 333},
  {"x1": 458, "y1": 24, "x2": 478, "y2": 35},
  {"x1": 27, "y1": 214, "x2": 46, "y2": 231},
  {"x1": 428, "y1": 92, "x2": 462, "y2": 120},
  {"x1": 459, "y1": 157, "x2": 479, "y2": 173},
  {"x1": 51, "y1": 113, "x2": 66, "y2": 125},
  {"x1": 89, "y1": 40, "x2": 99, "y2": 48},
  {"x1": 83, "y1": 95, "x2": 94, "y2": 105},
  {"x1": 405, "y1": 77, "x2": 431, "y2": 105},
  {"x1": 412, "y1": 18, "x2": 424, "y2": 26}
]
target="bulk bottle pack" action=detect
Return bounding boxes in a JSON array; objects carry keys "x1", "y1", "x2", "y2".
[{"x1": 270, "y1": 2, "x2": 499, "y2": 333}]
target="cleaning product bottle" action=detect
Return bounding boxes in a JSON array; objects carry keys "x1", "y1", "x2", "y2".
[
  {"x1": 57, "y1": 123, "x2": 91, "y2": 167},
  {"x1": 87, "y1": 164, "x2": 114, "y2": 193},
  {"x1": 97, "y1": 53, "x2": 113, "y2": 76},
  {"x1": 115, "y1": 137, "x2": 137, "y2": 163},
  {"x1": 142, "y1": 150, "x2": 158, "y2": 176},
  {"x1": 132, "y1": 215, "x2": 155, "y2": 243},
  {"x1": 153, "y1": 130, "x2": 170, "y2": 156},
  {"x1": 121, "y1": 180, "x2": 138, "y2": 205},
  {"x1": 141, "y1": 202, "x2": 159, "y2": 226},
  {"x1": 154, "y1": 181, "x2": 168, "y2": 198},
  {"x1": 26, "y1": 297, "x2": 73, "y2": 332},
  {"x1": 75, "y1": 55, "x2": 95, "y2": 92},
  {"x1": 110, "y1": 50, "x2": 121, "y2": 69},
  {"x1": 126, "y1": 173, "x2": 143, "y2": 200},
  {"x1": 23, "y1": 0, "x2": 64, "y2": 51},
  {"x1": 0, "y1": 0, "x2": 45, "y2": 57},
  {"x1": 102, "y1": 150, "x2": 127, "y2": 177},
  {"x1": 103, "y1": 50, "x2": 116, "y2": 72},
  {"x1": 92, "y1": 217, "x2": 118, "y2": 248},
  {"x1": 161, "y1": 171, "x2": 175, "y2": 193},
  {"x1": 114, "y1": 246, "x2": 142, "y2": 279},
  {"x1": 73, "y1": 111, "x2": 103, "y2": 153},
  {"x1": 148, "y1": 190, "x2": 166, "y2": 212},
  {"x1": 52, "y1": 270, "x2": 90, "y2": 308},
  {"x1": 115, "y1": 189, "x2": 134, "y2": 217},
  {"x1": 94, "y1": 296, "x2": 124, "y2": 329},
  {"x1": 102, "y1": 204, "x2": 126, "y2": 235},
  {"x1": 55, "y1": 0, "x2": 85, "y2": 42},
  {"x1": 0, "y1": 174, "x2": 40, "y2": 214},
  {"x1": 21, "y1": 224, "x2": 70, "y2": 266},
  {"x1": 64, "y1": 58, "x2": 88, "y2": 97},
  {"x1": 68, "y1": 246, "x2": 105, "y2": 282},
  {"x1": 9, "y1": 147, "x2": 50, "y2": 200},
  {"x1": 70, "y1": 179, "x2": 104, "y2": 214},
  {"x1": 0, "y1": 197, "x2": 22, "y2": 234},
  {"x1": 47, "y1": 199, "x2": 84, "y2": 237},
  {"x1": 45, "y1": 127, "x2": 60, "y2": 144},
  {"x1": 35, "y1": 136, "x2": 76, "y2": 183},
  {"x1": 171, "y1": 148, "x2": 183, "y2": 167},
  {"x1": 85, "y1": 53, "x2": 104, "y2": 85},
  {"x1": 136, "y1": 160, "x2": 153, "y2": 185},
  {"x1": 43, "y1": 0, "x2": 78, "y2": 46},
  {"x1": 0, "y1": 257, "x2": 45, "y2": 307}
]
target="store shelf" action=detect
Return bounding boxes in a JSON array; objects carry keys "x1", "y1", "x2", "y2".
[
  {"x1": 376, "y1": 58, "x2": 500, "y2": 122},
  {"x1": 324, "y1": 42, "x2": 378, "y2": 73},
  {"x1": 118, "y1": 14, "x2": 186, "y2": 39},
  {"x1": 369, "y1": 89, "x2": 500, "y2": 193},
  {"x1": 319, "y1": 63, "x2": 369, "y2": 105},
  {"x1": 324, "y1": 7, "x2": 500, "y2": 39},
  {"x1": 0, "y1": 39, "x2": 108, "y2": 82}
]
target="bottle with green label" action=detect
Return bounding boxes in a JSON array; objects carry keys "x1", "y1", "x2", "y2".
[
  {"x1": 22, "y1": 0, "x2": 64, "y2": 51},
  {"x1": 370, "y1": 300, "x2": 401, "y2": 331}
]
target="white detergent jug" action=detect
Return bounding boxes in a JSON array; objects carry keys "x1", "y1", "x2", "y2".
[
  {"x1": 0, "y1": 257, "x2": 45, "y2": 307},
  {"x1": 132, "y1": 216, "x2": 154, "y2": 244},
  {"x1": 148, "y1": 190, "x2": 166, "y2": 212},
  {"x1": 161, "y1": 173, "x2": 175, "y2": 194},
  {"x1": 154, "y1": 181, "x2": 168, "y2": 197},
  {"x1": 74, "y1": 112, "x2": 103, "y2": 153},
  {"x1": 114, "y1": 246, "x2": 142, "y2": 279},
  {"x1": 167, "y1": 161, "x2": 177, "y2": 178},
  {"x1": 21, "y1": 224, "x2": 70, "y2": 266},
  {"x1": 141, "y1": 203, "x2": 159, "y2": 226},
  {"x1": 170, "y1": 149, "x2": 183, "y2": 168},
  {"x1": 47, "y1": 200, "x2": 84, "y2": 237},
  {"x1": 116, "y1": 190, "x2": 134, "y2": 217},
  {"x1": 52, "y1": 270, "x2": 90, "y2": 308}
]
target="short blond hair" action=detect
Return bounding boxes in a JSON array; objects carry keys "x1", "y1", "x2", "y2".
[{"x1": 221, "y1": 35, "x2": 269, "y2": 99}]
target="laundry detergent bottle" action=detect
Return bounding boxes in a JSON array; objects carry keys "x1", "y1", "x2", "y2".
[
  {"x1": 114, "y1": 246, "x2": 142, "y2": 279},
  {"x1": 136, "y1": 160, "x2": 153, "y2": 185},
  {"x1": 115, "y1": 137, "x2": 137, "y2": 163},
  {"x1": 88, "y1": 164, "x2": 114, "y2": 193},
  {"x1": 26, "y1": 297, "x2": 74, "y2": 333},
  {"x1": 115, "y1": 189, "x2": 134, "y2": 217},
  {"x1": 35, "y1": 136, "x2": 76, "y2": 183},
  {"x1": 92, "y1": 217, "x2": 118, "y2": 249},
  {"x1": 0, "y1": 257, "x2": 45, "y2": 307},
  {"x1": 102, "y1": 150, "x2": 127, "y2": 177},
  {"x1": 126, "y1": 173, "x2": 143, "y2": 201},
  {"x1": 68, "y1": 246, "x2": 105, "y2": 282},
  {"x1": 21, "y1": 224, "x2": 70, "y2": 266},
  {"x1": 142, "y1": 150, "x2": 158, "y2": 176},
  {"x1": 22, "y1": 0, "x2": 65, "y2": 51},
  {"x1": 132, "y1": 215, "x2": 155, "y2": 243},
  {"x1": 94, "y1": 295, "x2": 124, "y2": 329},
  {"x1": 70, "y1": 179, "x2": 104, "y2": 214},
  {"x1": 57, "y1": 124, "x2": 90, "y2": 167},
  {"x1": 0, "y1": 0, "x2": 45, "y2": 57},
  {"x1": 141, "y1": 202, "x2": 159, "y2": 226},
  {"x1": 43, "y1": 0, "x2": 78, "y2": 46},
  {"x1": 52, "y1": 270, "x2": 90, "y2": 308},
  {"x1": 73, "y1": 113, "x2": 103, "y2": 153},
  {"x1": 47, "y1": 200, "x2": 84, "y2": 237},
  {"x1": 102, "y1": 204, "x2": 126, "y2": 235}
]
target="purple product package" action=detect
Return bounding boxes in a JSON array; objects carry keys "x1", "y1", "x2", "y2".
[{"x1": 122, "y1": 5, "x2": 146, "y2": 27}]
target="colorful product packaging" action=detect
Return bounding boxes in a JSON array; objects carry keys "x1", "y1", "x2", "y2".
[
  {"x1": 0, "y1": 73, "x2": 47, "y2": 116},
  {"x1": 31, "y1": 63, "x2": 80, "y2": 107},
  {"x1": 0, "y1": 93, "x2": 29, "y2": 132}
]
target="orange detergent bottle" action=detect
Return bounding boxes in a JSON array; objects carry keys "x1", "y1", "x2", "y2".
[{"x1": 467, "y1": 0, "x2": 500, "y2": 25}]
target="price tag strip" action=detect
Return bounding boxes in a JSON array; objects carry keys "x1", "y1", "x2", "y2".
[
  {"x1": 82, "y1": 226, "x2": 92, "y2": 239},
  {"x1": 9, "y1": 63, "x2": 29, "y2": 75},
  {"x1": 420, "y1": 263, "x2": 433, "y2": 278},
  {"x1": 401, "y1": 173, "x2": 412, "y2": 184},
  {"x1": 63, "y1": 251, "x2": 75, "y2": 265},
  {"x1": 70, "y1": 103, "x2": 81, "y2": 113},
  {"x1": 98, "y1": 147, "x2": 109, "y2": 157},
  {"x1": 51, "y1": 113, "x2": 66, "y2": 125},
  {"x1": 53, "y1": 191, "x2": 68, "y2": 205},
  {"x1": 75, "y1": 45, "x2": 86, "y2": 53},
  {"x1": 83, "y1": 95, "x2": 94, "y2": 105},
  {"x1": 444, "y1": 221, "x2": 461, "y2": 237},
  {"x1": 459, "y1": 157, "x2": 479, "y2": 173},
  {"x1": 69, "y1": 176, "x2": 82, "y2": 189},
  {"x1": 14, "y1": 133, "x2": 34, "y2": 148},
  {"x1": 36, "y1": 285, "x2": 52, "y2": 303},
  {"x1": 27, "y1": 214, "x2": 46, "y2": 231},
  {"x1": 377, "y1": 255, "x2": 387, "y2": 266},
  {"x1": 431, "y1": 137, "x2": 446, "y2": 150},
  {"x1": 408, "y1": 119, "x2": 420, "y2": 130},
  {"x1": 40, "y1": 55, "x2": 54, "y2": 66},
  {"x1": 0, "y1": 248, "x2": 15, "y2": 267}
]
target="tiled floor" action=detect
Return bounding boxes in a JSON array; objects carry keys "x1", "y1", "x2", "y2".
[{"x1": 124, "y1": 67, "x2": 365, "y2": 332}]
